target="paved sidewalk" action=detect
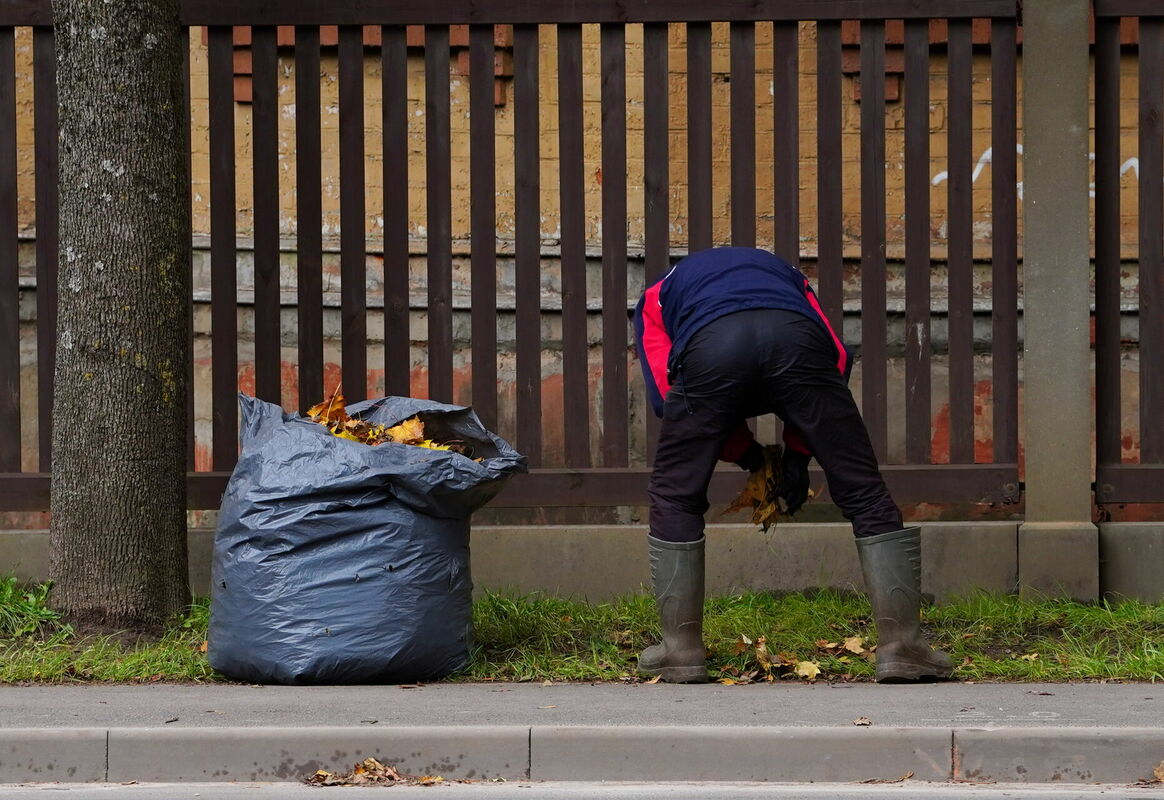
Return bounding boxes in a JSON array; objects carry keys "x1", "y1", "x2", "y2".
[{"x1": 3, "y1": 682, "x2": 1164, "y2": 785}]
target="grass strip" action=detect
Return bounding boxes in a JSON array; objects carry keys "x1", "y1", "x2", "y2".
[{"x1": 2, "y1": 578, "x2": 1162, "y2": 684}]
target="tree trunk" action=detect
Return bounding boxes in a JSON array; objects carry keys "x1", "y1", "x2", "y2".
[{"x1": 49, "y1": 0, "x2": 191, "y2": 633}]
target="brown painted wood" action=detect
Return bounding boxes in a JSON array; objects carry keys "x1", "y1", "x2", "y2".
[
  {"x1": 470, "y1": 24, "x2": 499, "y2": 427},
  {"x1": 816, "y1": 20, "x2": 843, "y2": 332},
  {"x1": 643, "y1": 21, "x2": 669, "y2": 465},
  {"x1": 338, "y1": 25, "x2": 367, "y2": 401},
  {"x1": 0, "y1": 27, "x2": 19, "y2": 471},
  {"x1": 601, "y1": 23, "x2": 629, "y2": 467},
  {"x1": 425, "y1": 25, "x2": 454, "y2": 403},
  {"x1": 859, "y1": 19, "x2": 887, "y2": 460},
  {"x1": 251, "y1": 25, "x2": 281, "y2": 404},
  {"x1": 179, "y1": 0, "x2": 1017, "y2": 26},
  {"x1": 773, "y1": 21, "x2": 799, "y2": 264},
  {"x1": 946, "y1": 18, "x2": 974, "y2": 464},
  {"x1": 558, "y1": 23, "x2": 590, "y2": 467},
  {"x1": 729, "y1": 21, "x2": 755, "y2": 248},
  {"x1": 33, "y1": 27, "x2": 57, "y2": 472},
  {"x1": 903, "y1": 18, "x2": 931, "y2": 465},
  {"x1": 513, "y1": 24, "x2": 542, "y2": 465},
  {"x1": 991, "y1": 19, "x2": 1019, "y2": 466},
  {"x1": 1140, "y1": 17, "x2": 1164, "y2": 462},
  {"x1": 208, "y1": 27, "x2": 238, "y2": 470},
  {"x1": 295, "y1": 26, "x2": 324, "y2": 411},
  {"x1": 687, "y1": 22, "x2": 712, "y2": 253},
  {"x1": 382, "y1": 25, "x2": 411, "y2": 398}
]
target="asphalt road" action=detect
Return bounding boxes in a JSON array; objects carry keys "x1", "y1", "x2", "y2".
[{"x1": 0, "y1": 782, "x2": 1160, "y2": 799}]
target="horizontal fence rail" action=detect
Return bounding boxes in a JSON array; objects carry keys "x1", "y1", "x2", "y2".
[
  {"x1": 0, "y1": 1, "x2": 1027, "y2": 513},
  {"x1": 1095, "y1": 4, "x2": 1164, "y2": 503}
]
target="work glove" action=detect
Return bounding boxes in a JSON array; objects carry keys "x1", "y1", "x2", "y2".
[
  {"x1": 736, "y1": 440, "x2": 766, "y2": 473},
  {"x1": 777, "y1": 448, "x2": 812, "y2": 515}
]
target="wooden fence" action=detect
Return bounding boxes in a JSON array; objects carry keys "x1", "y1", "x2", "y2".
[{"x1": 1, "y1": 0, "x2": 1029, "y2": 511}]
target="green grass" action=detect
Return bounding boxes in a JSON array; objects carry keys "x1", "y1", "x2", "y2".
[{"x1": 2, "y1": 576, "x2": 1163, "y2": 684}]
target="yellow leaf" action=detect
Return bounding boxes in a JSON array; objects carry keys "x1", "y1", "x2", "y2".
[
  {"x1": 718, "y1": 677, "x2": 738, "y2": 685},
  {"x1": 197, "y1": 640, "x2": 208, "y2": 653},
  {"x1": 795, "y1": 660, "x2": 821, "y2": 680},
  {"x1": 843, "y1": 635, "x2": 866, "y2": 654},
  {"x1": 386, "y1": 416, "x2": 426, "y2": 444},
  {"x1": 1019, "y1": 653, "x2": 1039, "y2": 661},
  {"x1": 417, "y1": 439, "x2": 452, "y2": 451},
  {"x1": 306, "y1": 384, "x2": 347, "y2": 424},
  {"x1": 754, "y1": 636, "x2": 773, "y2": 673},
  {"x1": 1153, "y1": 760, "x2": 1164, "y2": 783}
]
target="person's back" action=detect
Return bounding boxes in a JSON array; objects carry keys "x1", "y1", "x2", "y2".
[{"x1": 654, "y1": 247, "x2": 829, "y2": 373}]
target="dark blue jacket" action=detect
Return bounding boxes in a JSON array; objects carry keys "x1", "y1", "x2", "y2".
[{"x1": 633, "y1": 247, "x2": 852, "y2": 459}]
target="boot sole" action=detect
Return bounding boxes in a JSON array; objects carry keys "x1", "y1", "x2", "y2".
[
  {"x1": 639, "y1": 664, "x2": 710, "y2": 684},
  {"x1": 875, "y1": 661, "x2": 953, "y2": 683}
]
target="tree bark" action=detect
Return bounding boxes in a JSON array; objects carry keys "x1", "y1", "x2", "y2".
[{"x1": 49, "y1": 0, "x2": 191, "y2": 633}]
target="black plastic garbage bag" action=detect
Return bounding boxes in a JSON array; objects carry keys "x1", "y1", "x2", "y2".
[{"x1": 209, "y1": 394, "x2": 526, "y2": 685}]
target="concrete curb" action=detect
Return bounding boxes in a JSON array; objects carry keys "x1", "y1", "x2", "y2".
[{"x1": 5, "y1": 726, "x2": 1164, "y2": 785}]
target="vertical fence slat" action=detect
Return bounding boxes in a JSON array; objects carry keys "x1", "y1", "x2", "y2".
[
  {"x1": 0, "y1": 27, "x2": 18, "y2": 471},
  {"x1": 295, "y1": 26, "x2": 323, "y2": 409},
  {"x1": 1094, "y1": 16, "x2": 1121, "y2": 467},
  {"x1": 903, "y1": 18, "x2": 931, "y2": 465},
  {"x1": 991, "y1": 18, "x2": 1019, "y2": 466},
  {"x1": 251, "y1": 25, "x2": 280, "y2": 404},
  {"x1": 816, "y1": 20, "x2": 843, "y2": 331},
  {"x1": 730, "y1": 21, "x2": 755, "y2": 248},
  {"x1": 207, "y1": 26, "x2": 237, "y2": 471},
  {"x1": 643, "y1": 21, "x2": 669, "y2": 465},
  {"x1": 946, "y1": 17, "x2": 974, "y2": 464},
  {"x1": 469, "y1": 24, "x2": 498, "y2": 429},
  {"x1": 182, "y1": 37, "x2": 195, "y2": 470},
  {"x1": 601, "y1": 23, "x2": 628, "y2": 467},
  {"x1": 558, "y1": 23, "x2": 590, "y2": 467},
  {"x1": 859, "y1": 19, "x2": 887, "y2": 459},
  {"x1": 773, "y1": 21, "x2": 799, "y2": 263},
  {"x1": 687, "y1": 22, "x2": 712, "y2": 253},
  {"x1": 425, "y1": 25, "x2": 453, "y2": 403},
  {"x1": 513, "y1": 23, "x2": 542, "y2": 465},
  {"x1": 338, "y1": 25, "x2": 366, "y2": 401},
  {"x1": 382, "y1": 25, "x2": 410, "y2": 398},
  {"x1": 33, "y1": 26, "x2": 56, "y2": 472},
  {"x1": 1140, "y1": 17, "x2": 1164, "y2": 462}
]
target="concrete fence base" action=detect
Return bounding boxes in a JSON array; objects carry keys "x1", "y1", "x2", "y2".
[{"x1": 2, "y1": 522, "x2": 1161, "y2": 602}]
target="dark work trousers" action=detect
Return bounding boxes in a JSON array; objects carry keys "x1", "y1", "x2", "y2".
[{"x1": 648, "y1": 308, "x2": 903, "y2": 543}]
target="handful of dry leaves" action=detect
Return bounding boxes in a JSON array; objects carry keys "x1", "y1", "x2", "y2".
[
  {"x1": 306, "y1": 385, "x2": 471, "y2": 457},
  {"x1": 722, "y1": 443, "x2": 813, "y2": 532}
]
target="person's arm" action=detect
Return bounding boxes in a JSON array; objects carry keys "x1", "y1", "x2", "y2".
[{"x1": 634, "y1": 285, "x2": 671, "y2": 419}]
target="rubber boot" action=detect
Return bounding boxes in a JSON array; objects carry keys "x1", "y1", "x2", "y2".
[
  {"x1": 637, "y1": 535, "x2": 709, "y2": 683},
  {"x1": 856, "y1": 527, "x2": 953, "y2": 682}
]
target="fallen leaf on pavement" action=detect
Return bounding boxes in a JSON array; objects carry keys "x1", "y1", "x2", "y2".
[
  {"x1": 538, "y1": 705, "x2": 557, "y2": 709},
  {"x1": 852, "y1": 717, "x2": 872, "y2": 726},
  {"x1": 645, "y1": 675, "x2": 661, "y2": 684},
  {"x1": 860, "y1": 771, "x2": 914, "y2": 784}
]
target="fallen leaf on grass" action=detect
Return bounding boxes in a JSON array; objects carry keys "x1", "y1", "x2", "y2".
[
  {"x1": 860, "y1": 771, "x2": 914, "y2": 784},
  {"x1": 843, "y1": 636, "x2": 866, "y2": 655},
  {"x1": 1019, "y1": 653, "x2": 1039, "y2": 661},
  {"x1": 852, "y1": 717, "x2": 872, "y2": 726},
  {"x1": 795, "y1": 661, "x2": 821, "y2": 681}
]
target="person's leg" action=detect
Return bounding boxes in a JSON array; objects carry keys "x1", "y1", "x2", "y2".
[
  {"x1": 640, "y1": 314, "x2": 755, "y2": 682},
  {"x1": 758, "y1": 312, "x2": 951, "y2": 682}
]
